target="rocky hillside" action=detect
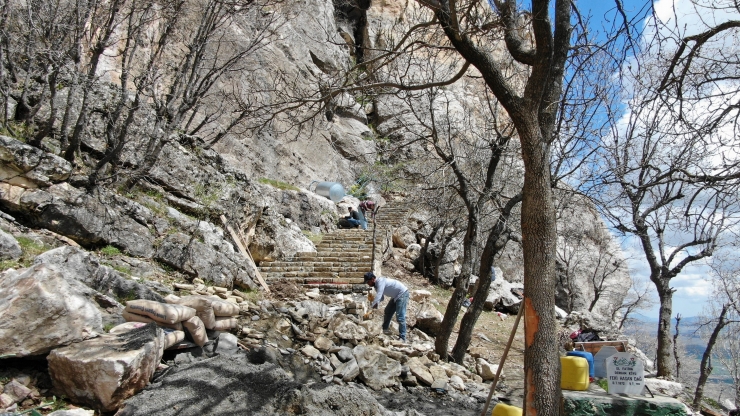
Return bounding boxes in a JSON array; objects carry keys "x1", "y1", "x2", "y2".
[{"x1": 0, "y1": 0, "x2": 638, "y2": 414}]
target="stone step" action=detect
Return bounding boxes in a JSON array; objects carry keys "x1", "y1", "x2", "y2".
[
  {"x1": 259, "y1": 265, "x2": 369, "y2": 273},
  {"x1": 316, "y1": 244, "x2": 373, "y2": 251},
  {"x1": 292, "y1": 254, "x2": 373, "y2": 261},
  {"x1": 266, "y1": 276, "x2": 365, "y2": 285},
  {"x1": 262, "y1": 271, "x2": 366, "y2": 279},
  {"x1": 260, "y1": 260, "x2": 370, "y2": 268}
]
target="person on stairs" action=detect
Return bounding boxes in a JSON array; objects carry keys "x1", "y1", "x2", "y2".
[
  {"x1": 345, "y1": 206, "x2": 366, "y2": 229},
  {"x1": 364, "y1": 272, "x2": 409, "y2": 341},
  {"x1": 359, "y1": 200, "x2": 376, "y2": 223}
]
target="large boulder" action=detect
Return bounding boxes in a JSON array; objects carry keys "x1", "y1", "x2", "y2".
[
  {"x1": 484, "y1": 279, "x2": 523, "y2": 313},
  {"x1": 353, "y1": 345, "x2": 402, "y2": 390},
  {"x1": 414, "y1": 301, "x2": 444, "y2": 337},
  {"x1": 392, "y1": 225, "x2": 415, "y2": 249},
  {"x1": 155, "y1": 232, "x2": 257, "y2": 289},
  {"x1": 0, "y1": 135, "x2": 72, "y2": 188},
  {"x1": 0, "y1": 183, "x2": 155, "y2": 257},
  {"x1": 48, "y1": 323, "x2": 164, "y2": 412},
  {"x1": 0, "y1": 229, "x2": 21, "y2": 260},
  {"x1": 406, "y1": 357, "x2": 434, "y2": 386},
  {"x1": 328, "y1": 315, "x2": 367, "y2": 342},
  {"x1": 563, "y1": 310, "x2": 620, "y2": 340},
  {"x1": 0, "y1": 264, "x2": 102, "y2": 357},
  {"x1": 248, "y1": 211, "x2": 316, "y2": 263},
  {"x1": 35, "y1": 246, "x2": 164, "y2": 303}
]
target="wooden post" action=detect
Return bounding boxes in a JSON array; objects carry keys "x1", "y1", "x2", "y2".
[{"x1": 220, "y1": 215, "x2": 270, "y2": 293}]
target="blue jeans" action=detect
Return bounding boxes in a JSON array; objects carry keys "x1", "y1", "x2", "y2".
[
  {"x1": 383, "y1": 291, "x2": 409, "y2": 340},
  {"x1": 346, "y1": 218, "x2": 361, "y2": 228}
]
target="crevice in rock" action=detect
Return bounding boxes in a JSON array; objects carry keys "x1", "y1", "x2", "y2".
[{"x1": 333, "y1": 0, "x2": 371, "y2": 63}]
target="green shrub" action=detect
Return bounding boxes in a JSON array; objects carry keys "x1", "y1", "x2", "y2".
[
  {"x1": 100, "y1": 245, "x2": 121, "y2": 256},
  {"x1": 16, "y1": 236, "x2": 46, "y2": 257},
  {"x1": 259, "y1": 178, "x2": 300, "y2": 191}
]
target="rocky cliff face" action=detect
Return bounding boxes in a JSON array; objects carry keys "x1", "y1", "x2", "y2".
[{"x1": 0, "y1": 0, "x2": 630, "y2": 326}]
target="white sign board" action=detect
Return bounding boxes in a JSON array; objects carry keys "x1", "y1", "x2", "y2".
[
  {"x1": 594, "y1": 346, "x2": 620, "y2": 378},
  {"x1": 606, "y1": 352, "x2": 644, "y2": 395}
]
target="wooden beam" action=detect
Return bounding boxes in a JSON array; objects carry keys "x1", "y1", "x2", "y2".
[{"x1": 220, "y1": 215, "x2": 270, "y2": 293}]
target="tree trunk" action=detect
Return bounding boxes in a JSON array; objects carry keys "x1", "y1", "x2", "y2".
[
  {"x1": 434, "y1": 215, "x2": 478, "y2": 360},
  {"x1": 519, "y1": 118, "x2": 560, "y2": 415},
  {"x1": 655, "y1": 280, "x2": 675, "y2": 378}
]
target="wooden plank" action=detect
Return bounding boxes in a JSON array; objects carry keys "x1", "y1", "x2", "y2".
[
  {"x1": 220, "y1": 215, "x2": 270, "y2": 293},
  {"x1": 574, "y1": 340, "x2": 627, "y2": 354}
]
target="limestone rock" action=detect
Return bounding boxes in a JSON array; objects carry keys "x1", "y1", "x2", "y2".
[
  {"x1": 0, "y1": 229, "x2": 21, "y2": 260},
  {"x1": 449, "y1": 375, "x2": 465, "y2": 391},
  {"x1": 333, "y1": 357, "x2": 360, "y2": 382},
  {"x1": 414, "y1": 301, "x2": 443, "y2": 337},
  {"x1": 328, "y1": 315, "x2": 367, "y2": 341},
  {"x1": 353, "y1": 345, "x2": 402, "y2": 390},
  {"x1": 3, "y1": 380, "x2": 31, "y2": 403},
  {"x1": 35, "y1": 246, "x2": 164, "y2": 302},
  {"x1": 476, "y1": 358, "x2": 499, "y2": 381},
  {"x1": 484, "y1": 279, "x2": 523, "y2": 313},
  {"x1": 644, "y1": 378, "x2": 683, "y2": 398},
  {"x1": 300, "y1": 300, "x2": 330, "y2": 319},
  {"x1": 1, "y1": 184, "x2": 155, "y2": 257},
  {"x1": 301, "y1": 345, "x2": 321, "y2": 359},
  {"x1": 48, "y1": 323, "x2": 164, "y2": 412},
  {"x1": 358, "y1": 319, "x2": 381, "y2": 337},
  {"x1": 336, "y1": 346, "x2": 354, "y2": 362},
  {"x1": 406, "y1": 357, "x2": 434, "y2": 386},
  {"x1": 410, "y1": 290, "x2": 431, "y2": 302},
  {"x1": 155, "y1": 233, "x2": 256, "y2": 289},
  {"x1": 0, "y1": 393, "x2": 15, "y2": 409},
  {"x1": 468, "y1": 346, "x2": 487, "y2": 359},
  {"x1": 429, "y1": 365, "x2": 449, "y2": 383},
  {"x1": 405, "y1": 243, "x2": 421, "y2": 260},
  {"x1": 0, "y1": 135, "x2": 72, "y2": 188},
  {"x1": 392, "y1": 226, "x2": 415, "y2": 249},
  {"x1": 313, "y1": 336, "x2": 333, "y2": 352},
  {"x1": 0, "y1": 265, "x2": 102, "y2": 357}
]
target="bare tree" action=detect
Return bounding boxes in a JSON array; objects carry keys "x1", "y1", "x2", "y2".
[
  {"x1": 595, "y1": 6, "x2": 740, "y2": 376},
  {"x1": 694, "y1": 256, "x2": 740, "y2": 409},
  {"x1": 613, "y1": 275, "x2": 656, "y2": 331}
]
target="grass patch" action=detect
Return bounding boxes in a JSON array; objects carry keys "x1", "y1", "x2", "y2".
[
  {"x1": 194, "y1": 183, "x2": 221, "y2": 208},
  {"x1": 0, "y1": 121, "x2": 35, "y2": 142},
  {"x1": 17, "y1": 236, "x2": 47, "y2": 257},
  {"x1": 259, "y1": 178, "x2": 300, "y2": 191},
  {"x1": 103, "y1": 323, "x2": 116, "y2": 333},
  {"x1": 0, "y1": 259, "x2": 19, "y2": 271},
  {"x1": 99, "y1": 245, "x2": 121, "y2": 256},
  {"x1": 237, "y1": 288, "x2": 262, "y2": 303},
  {"x1": 302, "y1": 230, "x2": 323, "y2": 244},
  {"x1": 595, "y1": 378, "x2": 608, "y2": 392},
  {"x1": 112, "y1": 264, "x2": 131, "y2": 275}
]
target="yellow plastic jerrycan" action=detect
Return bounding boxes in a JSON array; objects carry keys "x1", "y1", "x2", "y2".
[
  {"x1": 560, "y1": 356, "x2": 589, "y2": 391},
  {"x1": 492, "y1": 402, "x2": 522, "y2": 416}
]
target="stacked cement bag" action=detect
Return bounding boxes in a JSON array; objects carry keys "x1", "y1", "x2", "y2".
[
  {"x1": 172, "y1": 280, "x2": 247, "y2": 303},
  {"x1": 122, "y1": 299, "x2": 206, "y2": 346},
  {"x1": 109, "y1": 321, "x2": 186, "y2": 350},
  {"x1": 165, "y1": 294, "x2": 239, "y2": 333}
]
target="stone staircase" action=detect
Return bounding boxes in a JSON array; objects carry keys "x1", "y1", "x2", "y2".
[{"x1": 259, "y1": 202, "x2": 410, "y2": 293}]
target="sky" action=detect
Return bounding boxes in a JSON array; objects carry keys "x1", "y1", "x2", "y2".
[{"x1": 581, "y1": 0, "x2": 740, "y2": 319}]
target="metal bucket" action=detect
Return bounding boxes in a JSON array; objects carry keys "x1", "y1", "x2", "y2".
[{"x1": 312, "y1": 181, "x2": 345, "y2": 202}]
